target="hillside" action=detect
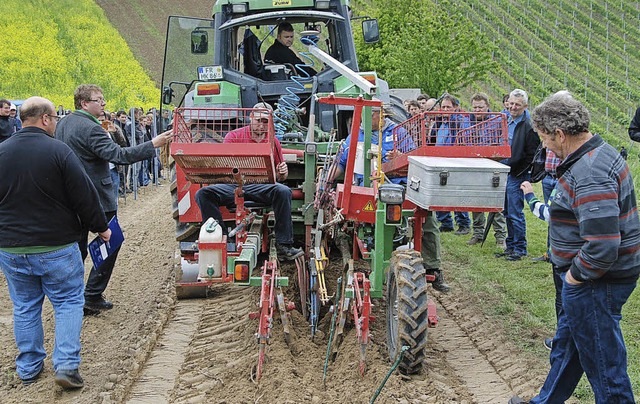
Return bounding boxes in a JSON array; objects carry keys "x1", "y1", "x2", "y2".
[
  {"x1": 95, "y1": 0, "x2": 213, "y2": 86},
  {"x1": 457, "y1": 0, "x2": 640, "y2": 142},
  {"x1": 102, "y1": 0, "x2": 640, "y2": 144}
]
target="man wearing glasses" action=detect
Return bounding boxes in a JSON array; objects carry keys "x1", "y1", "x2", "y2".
[
  {"x1": 0, "y1": 96, "x2": 111, "y2": 389},
  {"x1": 56, "y1": 84, "x2": 173, "y2": 315}
]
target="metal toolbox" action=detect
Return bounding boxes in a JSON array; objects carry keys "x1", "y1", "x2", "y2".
[{"x1": 405, "y1": 156, "x2": 510, "y2": 211}]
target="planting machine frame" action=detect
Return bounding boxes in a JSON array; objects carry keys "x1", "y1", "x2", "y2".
[{"x1": 162, "y1": 0, "x2": 511, "y2": 380}]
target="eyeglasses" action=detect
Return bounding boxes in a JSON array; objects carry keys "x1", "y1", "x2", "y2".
[
  {"x1": 87, "y1": 98, "x2": 106, "y2": 105},
  {"x1": 46, "y1": 114, "x2": 61, "y2": 122}
]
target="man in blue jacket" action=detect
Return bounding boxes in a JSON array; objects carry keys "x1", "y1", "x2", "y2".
[{"x1": 331, "y1": 105, "x2": 450, "y2": 292}]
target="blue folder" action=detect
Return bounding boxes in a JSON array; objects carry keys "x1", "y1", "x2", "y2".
[{"x1": 88, "y1": 216, "x2": 125, "y2": 269}]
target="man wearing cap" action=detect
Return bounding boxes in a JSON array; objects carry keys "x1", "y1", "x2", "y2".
[
  {"x1": 0, "y1": 99, "x2": 18, "y2": 142},
  {"x1": 329, "y1": 104, "x2": 450, "y2": 293},
  {"x1": 195, "y1": 102, "x2": 303, "y2": 261},
  {"x1": 9, "y1": 103, "x2": 22, "y2": 131}
]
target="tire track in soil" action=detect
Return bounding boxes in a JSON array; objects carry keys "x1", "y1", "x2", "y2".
[
  {"x1": 120, "y1": 248, "x2": 547, "y2": 403},
  {"x1": 432, "y1": 289, "x2": 548, "y2": 402},
  {"x1": 126, "y1": 301, "x2": 203, "y2": 403},
  {"x1": 127, "y1": 271, "x2": 516, "y2": 402}
]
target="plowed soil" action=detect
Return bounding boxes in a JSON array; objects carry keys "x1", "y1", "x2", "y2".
[{"x1": 0, "y1": 186, "x2": 553, "y2": 403}]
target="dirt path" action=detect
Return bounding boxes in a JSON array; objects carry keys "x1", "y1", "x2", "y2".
[
  {"x1": 0, "y1": 185, "x2": 549, "y2": 403},
  {"x1": 0, "y1": 186, "x2": 177, "y2": 404}
]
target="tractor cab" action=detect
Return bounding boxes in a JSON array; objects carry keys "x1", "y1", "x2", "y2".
[{"x1": 160, "y1": 0, "x2": 384, "y2": 139}]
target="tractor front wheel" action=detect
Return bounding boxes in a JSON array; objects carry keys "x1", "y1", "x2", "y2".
[{"x1": 386, "y1": 249, "x2": 429, "y2": 375}]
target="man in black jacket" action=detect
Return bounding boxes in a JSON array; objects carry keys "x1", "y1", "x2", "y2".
[
  {"x1": 264, "y1": 23, "x2": 317, "y2": 78},
  {"x1": 497, "y1": 89, "x2": 540, "y2": 261},
  {"x1": 55, "y1": 84, "x2": 173, "y2": 315},
  {"x1": 628, "y1": 106, "x2": 640, "y2": 142},
  {"x1": 0, "y1": 96, "x2": 111, "y2": 389}
]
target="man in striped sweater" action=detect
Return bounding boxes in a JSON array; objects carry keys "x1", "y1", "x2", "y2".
[{"x1": 510, "y1": 92, "x2": 640, "y2": 404}]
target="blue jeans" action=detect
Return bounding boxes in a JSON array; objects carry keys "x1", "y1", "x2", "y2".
[
  {"x1": 137, "y1": 160, "x2": 149, "y2": 186},
  {"x1": 541, "y1": 174, "x2": 557, "y2": 254},
  {"x1": 195, "y1": 183, "x2": 294, "y2": 245},
  {"x1": 436, "y1": 211, "x2": 470, "y2": 230},
  {"x1": 531, "y1": 273, "x2": 637, "y2": 404},
  {"x1": 541, "y1": 174, "x2": 557, "y2": 204},
  {"x1": 0, "y1": 244, "x2": 85, "y2": 379},
  {"x1": 505, "y1": 173, "x2": 528, "y2": 255}
]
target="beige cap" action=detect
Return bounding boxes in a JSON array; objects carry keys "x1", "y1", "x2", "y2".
[{"x1": 252, "y1": 102, "x2": 273, "y2": 119}]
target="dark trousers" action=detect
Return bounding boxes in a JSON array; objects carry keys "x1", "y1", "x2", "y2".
[
  {"x1": 436, "y1": 211, "x2": 470, "y2": 230},
  {"x1": 505, "y1": 173, "x2": 529, "y2": 255},
  {"x1": 551, "y1": 265, "x2": 563, "y2": 320},
  {"x1": 79, "y1": 210, "x2": 120, "y2": 301},
  {"x1": 531, "y1": 276, "x2": 636, "y2": 403},
  {"x1": 195, "y1": 183, "x2": 294, "y2": 245}
]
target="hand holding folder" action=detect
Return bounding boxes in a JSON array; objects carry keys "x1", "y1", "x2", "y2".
[{"x1": 88, "y1": 216, "x2": 125, "y2": 269}]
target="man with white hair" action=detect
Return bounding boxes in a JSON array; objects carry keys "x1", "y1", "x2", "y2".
[
  {"x1": 9, "y1": 103, "x2": 22, "y2": 131},
  {"x1": 496, "y1": 89, "x2": 540, "y2": 261},
  {"x1": 510, "y1": 91, "x2": 639, "y2": 404}
]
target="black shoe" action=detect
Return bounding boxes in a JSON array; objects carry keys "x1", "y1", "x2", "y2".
[
  {"x1": 454, "y1": 227, "x2": 470, "y2": 236},
  {"x1": 439, "y1": 226, "x2": 454, "y2": 233},
  {"x1": 495, "y1": 249, "x2": 514, "y2": 258},
  {"x1": 84, "y1": 295, "x2": 113, "y2": 311},
  {"x1": 83, "y1": 306, "x2": 101, "y2": 316},
  {"x1": 531, "y1": 253, "x2": 550, "y2": 263},
  {"x1": 544, "y1": 337, "x2": 553, "y2": 351},
  {"x1": 276, "y1": 244, "x2": 304, "y2": 261},
  {"x1": 506, "y1": 253, "x2": 524, "y2": 261},
  {"x1": 22, "y1": 365, "x2": 44, "y2": 385},
  {"x1": 427, "y1": 269, "x2": 451, "y2": 293},
  {"x1": 508, "y1": 397, "x2": 528, "y2": 404},
  {"x1": 55, "y1": 369, "x2": 84, "y2": 390}
]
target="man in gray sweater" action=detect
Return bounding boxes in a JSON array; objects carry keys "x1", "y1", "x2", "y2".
[{"x1": 56, "y1": 84, "x2": 172, "y2": 315}]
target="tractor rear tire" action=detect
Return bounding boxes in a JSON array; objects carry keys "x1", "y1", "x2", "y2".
[
  {"x1": 386, "y1": 249, "x2": 429, "y2": 375},
  {"x1": 170, "y1": 160, "x2": 199, "y2": 241}
]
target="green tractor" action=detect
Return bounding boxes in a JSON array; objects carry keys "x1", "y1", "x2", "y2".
[{"x1": 161, "y1": 0, "x2": 510, "y2": 379}]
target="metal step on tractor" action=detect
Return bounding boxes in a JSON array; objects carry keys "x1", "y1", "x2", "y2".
[{"x1": 161, "y1": 0, "x2": 511, "y2": 381}]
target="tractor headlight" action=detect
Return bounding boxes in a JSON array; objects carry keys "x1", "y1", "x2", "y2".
[
  {"x1": 315, "y1": 0, "x2": 331, "y2": 9},
  {"x1": 232, "y1": 3, "x2": 248, "y2": 13},
  {"x1": 305, "y1": 142, "x2": 317, "y2": 155},
  {"x1": 378, "y1": 183, "x2": 405, "y2": 205}
]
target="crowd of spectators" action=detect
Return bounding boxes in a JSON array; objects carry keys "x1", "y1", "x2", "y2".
[
  {"x1": 2, "y1": 99, "x2": 172, "y2": 197},
  {"x1": 399, "y1": 90, "x2": 538, "y2": 256}
]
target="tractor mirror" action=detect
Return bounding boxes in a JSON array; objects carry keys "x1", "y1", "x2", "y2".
[
  {"x1": 191, "y1": 30, "x2": 209, "y2": 54},
  {"x1": 162, "y1": 86, "x2": 174, "y2": 105},
  {"x1": 362, "y1": 19, "x2": 380, "y2": 44}
]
